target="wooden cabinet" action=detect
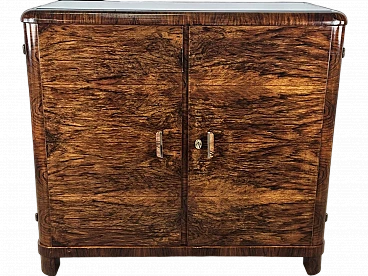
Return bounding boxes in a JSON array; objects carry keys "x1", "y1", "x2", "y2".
[{"x1": 22, "y1": 2, "x2": 347, "y2": 276}]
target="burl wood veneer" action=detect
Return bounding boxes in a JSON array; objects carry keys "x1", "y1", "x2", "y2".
[{"x1": 22, "y1": 1, "x2": 347, "y2": 275}]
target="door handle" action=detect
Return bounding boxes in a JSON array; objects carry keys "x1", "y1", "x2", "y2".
[
  {"x1": 194, "y1": 132, "x2": 214, "y2": 158},
  {"x1": 156, "y1": 131, "x2": 163, "y2": 158},
  {"x1": 207, "y1": 131, "x2": 214, "y2": 159}
]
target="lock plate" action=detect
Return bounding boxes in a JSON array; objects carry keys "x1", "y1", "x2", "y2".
[{"x1": 195, "y1": 139, "x2": 202, "y2": 149}]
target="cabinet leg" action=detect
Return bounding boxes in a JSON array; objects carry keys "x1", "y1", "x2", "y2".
[
  {"x1": 303, "y1": 256, "x2": 322, "y2": 275},
  {"x1": 41, "y1": 256, "x2": 60, "y2": 276}
]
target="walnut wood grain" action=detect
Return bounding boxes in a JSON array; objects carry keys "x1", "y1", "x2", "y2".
[
  {"x1": 188, "y1": 197, "x2": 314, "y2": 246},
  {"x1": 36, "y1": 24, "x2": 184, "y2": 247},
  {"x1": 188, "y1": 26, "x2": 330, "y2": 247},
  {"x1": 39, "y1": 24, "x2": 183, "y2": 86},
  {"x1": 189, "y1": 85, "x2": 326, "y2": 143},
  {"x1": 189, "y1": 12, "x2": 346, "y2": 26},
  {"x1": 50, "y1": 196, "x2": 181, "y2": 246},
  {"x1": 188, "y1": 141, "x2": 319, "y2": 246},
  {"x1": 304, "y1": 256, "x2": 322, "y2": 275},
  {"x1": 189, "y1": 26, "x2": 331, "y2": 86},
  {"x1": 22, "y1": 4, "x2": 347, "y2": 274},
  {"x1": 42, "y1": 85, "x2": 182, "y2": 143},
  {"x1": 38, "y1": 242, "x2": 324, "y2": 258},
  {"x1": 24, "y1": 23, "x2": 52, "y2": 247},
  {"x1": 47, "y1": 142, "x2": 181, "y2": 197},
  {"x1": 39, "y1": 25, "x2": 182, "y2": 71},
  {"x1": 180, "y1": 25, "x2": 189, "y2": 245},
  {"x1": 41, "y1": 256, "x2": 60, "y2": 276},
  {"x1": 312, "y1": 26, "x2": 345, "y2": 245},
  {"x1": 21, "y1": 10, "x2": 347, "y2": 26},
  {"x1": 189, "y1": 142, "x2": 320, "y2": 197}
]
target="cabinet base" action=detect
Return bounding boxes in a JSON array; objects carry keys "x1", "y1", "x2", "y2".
[
  {"x1": 304, "y1": 256, "x2": 322, "y2": 275},
  {"x1": 39, "y1": 242, "x2": 324, "y2": 258},
  {"x1": 41, "y1": 256, "x2": 60, "y2": 276},
  {"x1": 39, "y1": 242, "x2": 324, "y2": 275}
]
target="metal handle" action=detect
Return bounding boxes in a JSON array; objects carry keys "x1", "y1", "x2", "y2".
[
  {"x1": 156, "y1": 131, "x2": 163, "y2": 158},
  {"x1": 207, "y1": 132, "x2": 214, "y2": 159}
]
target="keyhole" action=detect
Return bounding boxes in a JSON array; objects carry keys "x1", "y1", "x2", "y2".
[{"x1": 195, "y1": 139, "x2": 202, "y2": 149}]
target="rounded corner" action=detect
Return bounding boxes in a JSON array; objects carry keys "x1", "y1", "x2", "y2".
[
  {"x1": 21, "y1": 9, "x2": 37, "y2": 23},
  {"x1": 334, "y1": 11, "x2": 348, "y2": 25}
]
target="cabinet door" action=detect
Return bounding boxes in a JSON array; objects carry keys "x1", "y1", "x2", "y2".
[
  {"x1": 39, "y1": 25, "x2": 183, "y2": 246},
  {"x1": 188, "y1": 26, "x2": 331, "y2": 246}
]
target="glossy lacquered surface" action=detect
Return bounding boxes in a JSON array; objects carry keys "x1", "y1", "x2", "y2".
[
  {"x1": 34, "y1": 1, "x2": 333, "y2": 12},
  {"x1": 22, "y1": 2, "x2": 346, "y2": 276},
  {"x1": 21, "y1": 1, "x2": 347, "y2": 26}
]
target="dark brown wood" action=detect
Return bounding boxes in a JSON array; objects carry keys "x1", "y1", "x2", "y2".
[
  {"x1": 189, "y1": 141, "x2": 321, "y2": 195},
  {"x1": 47, "y1": 142, "x2": 181, "y2": 197},
  {"x1": 39, "y1": 242, "x2": 324, "y2": 258},
  {"x1": 50, "y1": 196, "x2": 181, "y2": 246},
  {"x1": 37, "y1": 24, "x2": 183, "y2": 247},
  {"x1": 189, "y1": 85, "x2": 326, "y2": 143},
  {"x1": 181, "y1": 25, "x2": 189, "y2": 245},
  {"x1": 41, "y1": 256, "x2": 60, "y2": 276},
  {"x1": 190, "y1": 142, "x2": 317, "y2": 243},
  {"x1": 189, "y1": 12, "x2": 346, "y2": 26},
  {"x1": 38, "y1": 25, "x2": 183, "y2": 86},
  {"x1": 188, "y1": 26, "x2": 331, "y2": 246},
  {"x1": 303, "y1": 256, "x2": 322, "y2": 275},
  {"x1": 22, "y1": 10, "x2": 184, "y2": 25},
  {"x1": 189, "y1": 26, "x2": 331, "y2": 86},
  {"x1": 312, "y1": 26, "x2": 346, "y2": 245},
  {"x1": 21, "y1": 10, "x2": 347, "y2": 26},
  {"x1": 22, "y1": 3, "x2": 347, "y2": 275},
  {"x1": 24, "y1": 23, "x2": 52, "y2": 247},
  {"x1": 188, "y1": 197, "x2": 315, "y2": 246},
  {"x1": 42, "y1": 85, "x2": 182, "y2": 143}
]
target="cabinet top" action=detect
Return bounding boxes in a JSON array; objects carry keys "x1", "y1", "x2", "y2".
[
  {"x1": 28, "y1": 1, "x2": 334, "y2": 12},
  {"x1": 21, "y1": 1, "x2": 347, "y2": 26}
]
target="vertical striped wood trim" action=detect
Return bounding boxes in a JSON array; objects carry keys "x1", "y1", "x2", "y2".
[
  {"x1": 24, "y1": 23, "x2": 52, "y2": 246},
  {"x1": 312, "y1": 25, "x2": 345, "y2": 245},
  {"x1": 181, "y1": 25, "x2": 189, "y2": 245}
]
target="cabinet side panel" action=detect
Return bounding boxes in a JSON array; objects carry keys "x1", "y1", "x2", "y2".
[
  {"x1": 312, "y1": 26, "x2": 345, "y2": 245},
  {"x1": 24, "y1": 23, "x2": 52, "y2": 246}
]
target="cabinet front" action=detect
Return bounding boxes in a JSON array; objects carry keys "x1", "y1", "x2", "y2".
[
  {"x1": 188, "y1": 26, "x2": 332, "y2": 246},
  {"x1": 38, "y1": 25, "x2": 183, "y2": 246},
  {"x1": 37, "y1": 24, "x2": 334, "y2": 248}
]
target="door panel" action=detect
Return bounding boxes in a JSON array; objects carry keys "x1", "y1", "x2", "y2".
[
  {"x1": 43, "y1": 84, "x2": 182, "y2": 143},
  {"x1": 188, "y1": 26, "x2": 330, "y2": 246},
  {"x1": 39, "y1": 25, "x2": 183, "y2": 246},
  {"x1": 188, "y1": 197, "x2": 315, "y2": 246},
  {"x1": 47, "y1": 141, "x2": 181, "y2": 197},
  {"x1": 190, "y1": 26, "x2": 331, "y2": 86},
  {"x1": 189, "y1": 143, "x2": 320, "y2": 197},
  {"x1": 189, "y1": 85, "x2": 326, "y2": 143},
  {"x1": 51, "y1": 197, "x2": 181, "y2": 246},
  {"x1": 39, "y1": 25, "x2": 183, "y2": 80}
]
